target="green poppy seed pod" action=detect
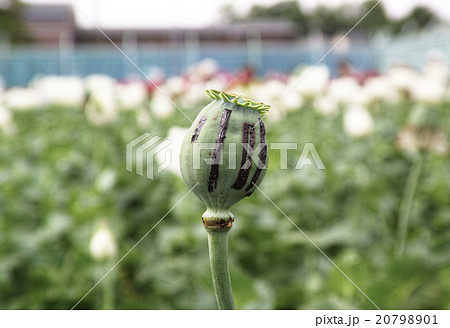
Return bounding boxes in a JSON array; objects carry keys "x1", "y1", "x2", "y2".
[{"x1": 180, "y1": 89, "x2": 270, "y2": 228}]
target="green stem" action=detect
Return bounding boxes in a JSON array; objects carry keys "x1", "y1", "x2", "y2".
[
  {"x1": 102, "y1": 261, "x2": 115, "y2": 310},
  {"x1": 396, "y1": 153, "x2": 423, "y2": 257},
  {"x1": 206, "y1": 228, "x2": 235, "y2": 310}
]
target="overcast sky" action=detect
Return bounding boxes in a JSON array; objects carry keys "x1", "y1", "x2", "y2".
[{"x1": 22, "y1": 0, "x2": 450, "y2": 29}]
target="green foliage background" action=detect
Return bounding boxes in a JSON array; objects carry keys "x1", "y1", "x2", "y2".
[
  {"x1": 226, "y1": 0, "x2": 438, "y2": 36},
  {"x1": 0, "y1": 97, "x2": 449, "y2": 309}
]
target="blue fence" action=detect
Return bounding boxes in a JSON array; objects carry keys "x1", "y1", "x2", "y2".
[
  {"x1": 371, "y1": 27, "x2": 450, "y2": 71},
  {"x1": 0, "y1": 43, "x2": 378, "y2": 87}
]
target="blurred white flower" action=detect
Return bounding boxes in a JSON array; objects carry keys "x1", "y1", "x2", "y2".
[
  {"x1": 328, "y1": 77, "x2": 361, "y2": 105},
  {"x1": 227, "y1": 84, "x2": 248, "y2": 98},
  {"x1": 180, "y1": 81, "x2": 207, "y2": 108},
  {"x1": 288, "y1": 65, "x2": 329, "y2": 98},
  {"x1": 135, "y1": 108, "x2": 151, "y2": 128},
  {"x1": 278, "y1": 90, "x2": 303, "y2": 112},
  {"x1": 34, "y1": 76, "x2": 85, "y2": 107},
  {"x1": 147, "y1": 66, "x2": 165, "y2": 84},
  {"x1": 423, "y1": 51, "x2": 449, "y2": 86},
  {"x1": 85, "y1": 89, "x2": 118, "y2": 127},
  {"x1": 84, "y1": 74, "x2": 116, "y2": 93},
  {"x1": 265, "y1": 107, "x2": 284, "y2": 122},
  {"x1": 246, "y1": 80, "x2": 289, "y2": 121},
  {"x1": 362, "y1": 76, "x2": 400, "y2": 104},
  {"x1": 0, "y1": 105, "x2": 12, "y2": 127},
  {"x1": 90, "y1": 224, "x2": 118, "y2": 262},
  {"x1": 431, "y1": 131, "x2": 450, "y2": 155},
  {"x1": 396, "y1": 127, "x2": 419, "y2": 155},
  {"x1": 387, "y1": 66, "x2": 421, "y2": 94},
  {"x1": 160, "y1": 76, "x2": 185, "y2": 98},
  {"x1": 187, "y1": 58, "x2": 219, "y2": 81},
  {"x1": 204, "y1": 76, "x2": 228, "y2": 92},
  {"x1": 151, "y1": 92, "x2": 175, "y2": 119},
  {"x1": 156, "y1": 126, "x2": 188, "y2": 177},
  {"x1": 2, "y1": 87, "x2": 43, "y2": 111},
  {"x1": 343, "y1": 105, "x2": 374, "y2": 138},
  {"x1": 116, "y1": 81, "x2": 148, "y2": 111},
  {"x1": 409, "y1": 77, "x2": 446, "y2": 104},
  {"x1": 95, "y1": 169, "x2": 117, "y2": 192},
  {"x1": 253, "y1": 79, "x2": 285, "y2": 106},
  {"x1": 313, "y1": 94, "x2": 338, "y2": 116},
  {"x1": 397, "y1": 126, "x2": 449, "y2": 156},
  {"x1": 184, "y1": 75, "x2": 229, "y2": 107},
  {"x1": 332, "y1": 33, "x2": 351, "y2": 53}
]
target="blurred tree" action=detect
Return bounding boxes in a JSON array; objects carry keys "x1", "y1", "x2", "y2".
[
  {"x1": 357, "y1": 0, "x2": 389, "y2": 35},
  {"x1": 309, "y1": 4, "x2": 355, "y2": 36},
  {"x1": 220, "y1": 4, "x2": 239, "y2": 24},
  {"x1": 0, "y1": 0, "x2": 31, "y2": 43},
  {"x1": 237, "y1": 1, "x2": 310, "y2": 35},
  {"x1": 389, "y1": 6, "x2": 439, "y2": 34},
  {"x1": 223, "y1": 0, "x2": 440, "y2": 37},
  {"x1": 408, "y1": 6, "x2": 438, "y2": 28},
  {"x1": 401, "y1": 6, "x2": 438, "y2": 31}
]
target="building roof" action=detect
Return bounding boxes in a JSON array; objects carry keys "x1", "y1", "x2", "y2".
[
  {"x1": 22, "y1": 4, "x2": 74, "y2": 23},
  {"x1": 76, "y1": 20, "x2": 298, "y2": 44},
  {"x1": 20, "y1": 4, "x2": 298, "y2": 45}
]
